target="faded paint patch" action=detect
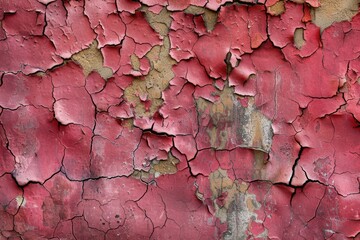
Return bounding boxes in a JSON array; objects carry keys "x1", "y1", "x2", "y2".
[
  {"x1": 124, "y1": 37, "x2": 176, "y2": 118},
  {"x1": 196, "y1": 86, "x2": 273, "y2": 152},
  {"x1": 207, "y1": 169, "x2": 265, "y2": 239}
]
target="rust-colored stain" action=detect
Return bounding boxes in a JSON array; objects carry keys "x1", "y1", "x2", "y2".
[{"x1": 0, "y1": 0, "x2": 360, "y2": 239}]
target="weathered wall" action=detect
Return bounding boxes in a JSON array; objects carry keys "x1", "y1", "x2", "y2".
[{"x1": 1, "y1": 0, "x2": 360, "y2": 239}]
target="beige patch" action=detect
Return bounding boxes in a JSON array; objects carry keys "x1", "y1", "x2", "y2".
[
  {"x1": 16, "y1": 195, "x2": 26, "y2": 207},
  {"x1": 203, "y1": 9, "x2": 218, "y2": 32},
  {"x1": 184, "y1": 6, "x2": 218, "y2": 32},
  {"x1": 294, "y1": 28, "x2": 305, "y2": 49},
  {"x1": 143, "y1": 7, "x2": 172, "y2": 37},
  {"x1": 124, "y1": 36, "x2": 176, "y2": 118},
  {"x1": 253, "y1": 151, "x2": 268, "y2": 179},
  {"x1": 121, "y1": 119, "x2": 135, "y2": 129},
  {"x1": 196, "y1": 87, "x2": 233, "y2": 149},
  {"x1": 268, "y1": 1, "x2": 285, "y2": 16},
  {"x1": 131, "y1": 153, "x2": 179, "y2": 180},
  {"x1": 131, "y1": 170, "x2": 152, "y2": 181},
  {"x1": 205, "y1": 169, "x2": 265, "y2": 239},
  {"x1": 151, "y1": 153, "x2": 179, "y2": 176},
  {"x1": 124, "y1": 8, "x2": 175, "y2": 118},
  {"x1": 35, "y1": 72, "x2": 46, "y2": 77},
  {"x1": 311, "y1": 0, "x2": 360, "y2": 31},
  {"x1": 130, "y1": 54, "x2": 141, "y2": 71},
  {"x1": 196, "y1": 86, "x2": 273, "y2": 152},
  {"x1": 185, "y1": 5, "x2": 206, "y2": 15},
  {"x1": 208, "y1": 169, "x2": 239, "y2": 222},
  {"x1": 72, "y1": 41, "x2": 113, "y2": 79}
]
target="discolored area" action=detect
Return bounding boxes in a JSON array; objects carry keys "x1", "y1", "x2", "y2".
[
  {"x1": 0, "y1": 0, "x2": 360, "y2": 239},
  {"x1": 72, "y1": 41, "x2": 113, "y2": 79},
  {"x1": 311, "y1": 0, "x2": 360, "y2": 31}
]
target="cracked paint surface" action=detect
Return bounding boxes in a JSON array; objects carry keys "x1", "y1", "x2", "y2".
[{"x1": 1, "y1": 0, "x2": 360, "y2": 239}]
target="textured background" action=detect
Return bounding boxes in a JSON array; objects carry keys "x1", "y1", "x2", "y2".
[{"x1": 1, "y1": 0, "x2": 360, "y2": 239}]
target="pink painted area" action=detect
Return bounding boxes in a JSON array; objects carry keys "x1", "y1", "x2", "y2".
[
  {"x1": 84, "y1": 0, "x2": 125, "y2": 48},
  {"x1": 45, "y1": 0, "x2": 96, "y2": 58},
  {"x1": 0, "y1": 106, "x2": 64, "y2": 185},
  {"x1": 59, "y1": 124, "x2": 93, "y2": 180},
  {"x1": 1, "y1": 0, "x2": 360, "y2": 239}
]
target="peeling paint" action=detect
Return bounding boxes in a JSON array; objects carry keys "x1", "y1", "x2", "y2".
[
  {"x1": 268, "y1": 0, "x2": 285, "y2": 16},
  {"x1": 144, "y1": 6, "x2": 172, "y2": 36},
  {"x1": 151, "y1": 153, "x2": 179, "y2": 176},
  {"x1": 72, "y1": 41, "x2": 113, "y2": 79},
  {"x1": 124, "y1": 36, "x2": 176, "y2": 118},
  {"x1": 311, "y1": 0, "x2": 360, "y2": 31},
  {"x1": 196, "y1": 86, "x2": 273, "y2": 152},
  {"x1": 1, "y1": 0, "x2": 360, "y2": 239},
  {"x1": 185, "y1": 6, "x2": 218, "y2": 32},
  {"x1": 206, "y1": 169, "x2": 265, "y2": 239}
]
